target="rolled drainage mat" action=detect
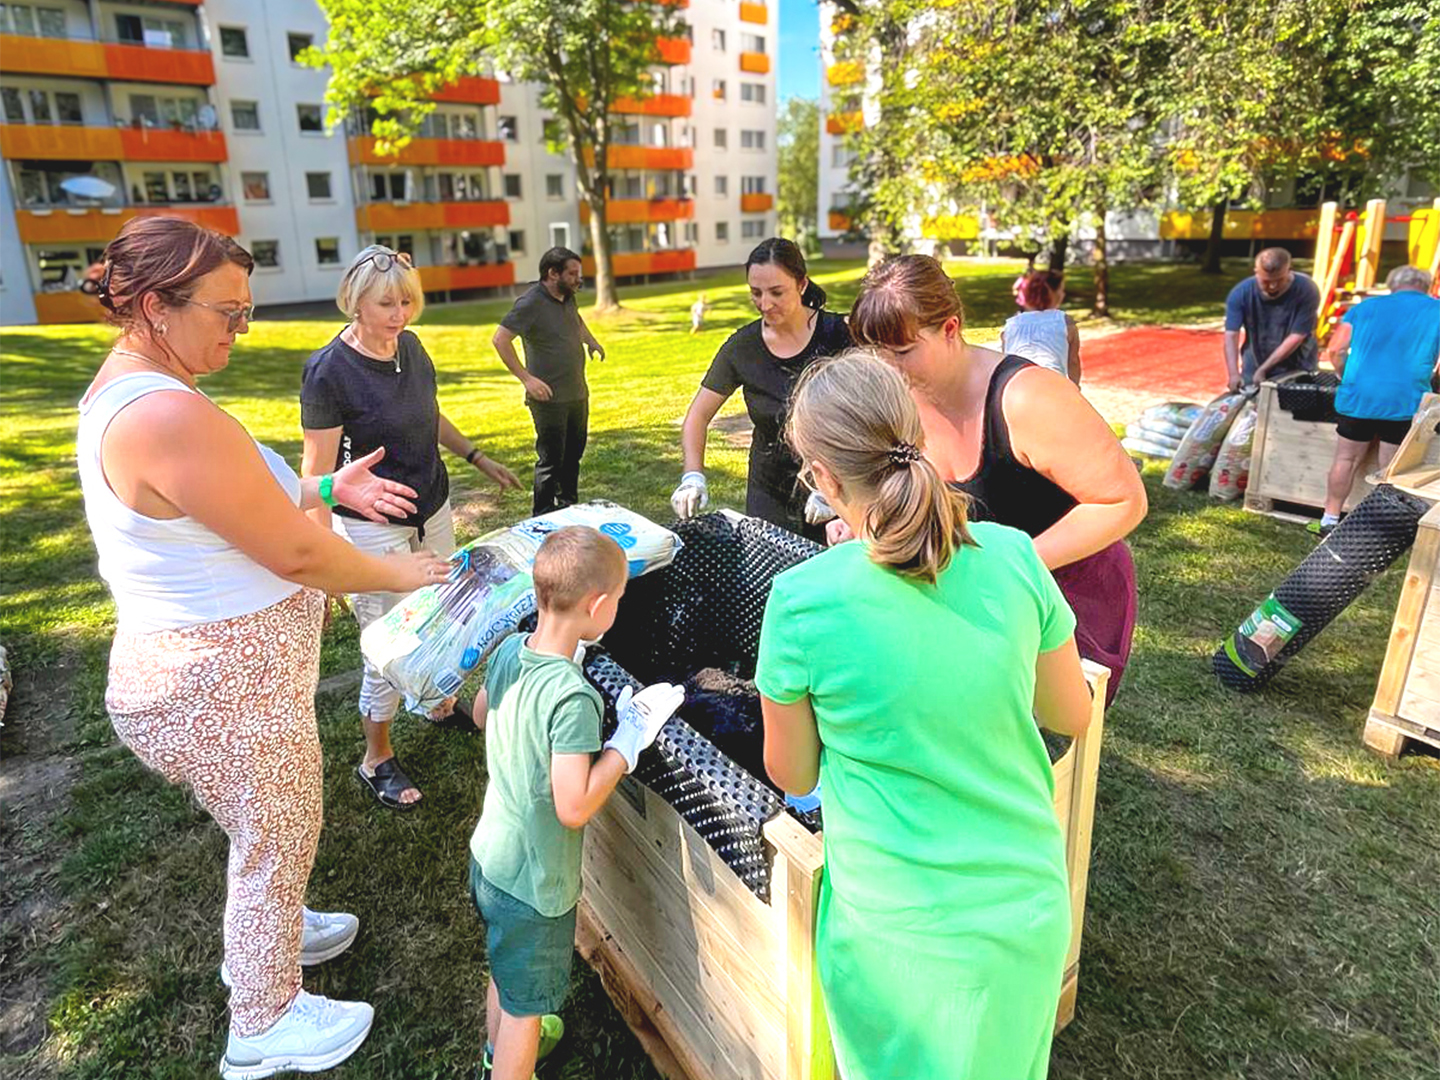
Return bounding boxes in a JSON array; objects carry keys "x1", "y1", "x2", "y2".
[{"x1": 1213, "y1": 484, "x2": 1429, "y2": 691}]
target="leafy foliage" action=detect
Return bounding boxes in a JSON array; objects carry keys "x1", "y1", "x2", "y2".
[{"x1": 777, "y1": 97, "x2": 821, "y2": 251}]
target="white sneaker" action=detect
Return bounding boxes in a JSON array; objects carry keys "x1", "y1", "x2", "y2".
[
  {"x1": 220, "y1": 907, "x2": 359, "y2": 987},
  {"x1": 219, "y1": 990, "x2": 373, "y2": 1079}
]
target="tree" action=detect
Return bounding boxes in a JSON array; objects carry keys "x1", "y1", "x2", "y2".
[
  {"x1": 777, "y1": 97, "x2": 820, "y2": 252},
  {"x1": 308, "y1": 0, "x2": 684, "y2": 312}
]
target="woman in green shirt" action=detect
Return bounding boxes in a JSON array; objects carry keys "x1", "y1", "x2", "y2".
[{"x1": 756, "y1": 351, "x2": 1094, "y2": 1079}]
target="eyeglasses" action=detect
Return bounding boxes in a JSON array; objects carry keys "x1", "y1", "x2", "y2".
[
  {"x1": 189, "y1": 300, "x2": 255, "y2": 333},
  {"x1": 797, "y1": 464, "x2": 817, "y2": 491},
  {"x1": 355, "y1": 249, "x2": 413, "y2": 273}
]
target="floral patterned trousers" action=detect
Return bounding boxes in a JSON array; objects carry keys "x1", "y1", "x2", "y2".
[{"x1": 106, "y1": 588, "x2": 326, "y2": 1036}]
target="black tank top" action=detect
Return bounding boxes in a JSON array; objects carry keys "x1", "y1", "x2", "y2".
[{"x1": 947, "y1": 355, "x2": 1077, "y2": 537}]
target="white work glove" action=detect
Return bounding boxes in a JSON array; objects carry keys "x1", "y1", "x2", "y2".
[
  {"x1": 670, "y1": 471, "x2": 709, "y2": 519},
  {"x1": 804, "y1": 490, "x2": 837, "y2": 525},
  {"x1": 605, "y1": 682, "x2": 685, "y2": 772}
]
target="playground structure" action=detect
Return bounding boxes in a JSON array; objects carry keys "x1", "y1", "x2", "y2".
[{"x1": 1312, "y1": 196, "x2": 1440, "y2": 339}]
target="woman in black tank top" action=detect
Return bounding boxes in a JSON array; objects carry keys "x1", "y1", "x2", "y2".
[{"x1": 847, "y1": 256, "x2": 1147, "y2": 704}]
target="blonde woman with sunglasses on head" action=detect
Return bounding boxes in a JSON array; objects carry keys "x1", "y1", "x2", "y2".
[{"x1": 301, "y1": 244, "x2": 522, "y2": 812}]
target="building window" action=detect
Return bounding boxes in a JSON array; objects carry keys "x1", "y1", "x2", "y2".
[
  {"x1": 498, "y1": 115, "x2": 518, "y2": 141},
  {"x1": 741, "y1": 33, "x2": 766, "y2": 54},
  {"x1": 740, "y1": 82, "x2": 767, "y2": 104},
  {"x1": 241, "y1": 172, "x2": 270, "y2": 201},
  {"x1": 712, "y1": 79, "x2": 727, "y2": 101},
  {"x1": 503, "y1": 173, "x2": 522, "y2": 199},
  {"x1": 297, "y1": 105, "x2": 324, "y2": 133},
  {"x1": 287, "y1": 33, "x2": 313, "y2": 63},
  {"x1": 316, "y1": 237, "x2": 341, "y2": 265},
  {"x1": 683, "y1": 221, "x2": 698, "y2": 245},
  {"x1": 508, "y1": 230, "x2": 526, "y2": 254},
  {"x1": 549, "y1": 223, "x2": 570, "y2": 249},
  {"x1": 545, "y1": 174, "x2": 564, "y2": 200},
  {"x1": 305, "y1": 172, "x2": 332, "y2": 200},
  {"x1": 7, "y1": 6, "x2": 67, "y2": 37},
  {"x1": 715, "y1": 221, "x2": 730, "y2": 243},
  {"x1": 231, "y1": 100, "x2": 261, "y2": 132},
  {"x1": 684, "y1": 173, "x2": 697, "y2": 196},
  {"x1": 28, "y1": 89, "x2": 51, "y2": 124},
  {"x1": 831, "y1": 144, "x2": 855, "y2": 169},
  {"x1": 219, "y1": 26, "x2": 249, "y2": 59},
  {"x1": 1, "y1": 88, "x2": 24, "y2": 123},
  {"x1": 251, "y1": 240, "x2": 280, "y2": 269},
  {"x1": 713, "y1": 128, "x2": 727, "y2": 149},
  {"x1": 542, "y1": 118, "x2": 563, "y2": 144},
  {"x1": 711, "y1": 28, "x2": 726, "y2": 51},
  {"x1": 715, "y1": 175, "x2": 728, "y2": 197},
  {"x1": 741, "y1": 176, "x2": 767, "y2": 195},
  {"x1": 54, "y1": 92, "x2": 81, "y2": 124},
  {"x1": 741, "y1": 129, "x2": 766, "y2": 151},
  {"x1": 742, "y1": 219, "x2": 766, "y2": 240},
  {"x1": 369, "y1": 172, "x2": 407, "y2": 201}
]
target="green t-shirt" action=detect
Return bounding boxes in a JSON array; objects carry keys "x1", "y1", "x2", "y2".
[
  {"x1": 756, "y1": 522, "x2": 1077, "y2": 934},
  {"x1": 469, "y1": 633, "x2": 604, "y2": 916}
]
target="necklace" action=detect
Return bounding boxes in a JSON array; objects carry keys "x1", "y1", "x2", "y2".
[
  {"x1": 109, "y1": 346, "x2": 196, "y2": 388},
  {"x1": 344, "y1": 325, "x2": 401, "y2": 372}
]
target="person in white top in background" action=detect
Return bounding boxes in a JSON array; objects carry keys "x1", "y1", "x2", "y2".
[
  {"x1": 690, "y1": 292, "x2": 709, "y2": 334},
  {"x1": 1001, "y1": 269, "x2": 1082, "y2": 384},
  {"x1": 75, "y1": 217, "x2": 449, "y2": 1080}
]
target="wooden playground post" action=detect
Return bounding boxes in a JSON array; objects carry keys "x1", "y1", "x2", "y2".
[
  {"x1": 1355, "y1": 198, "x2": 1386, "y2": 292},
  {"x1": 1318, "y1": 216, "x2": 1356, "y2": 336},
  {"x1": 1312, "y1": 201, "x2": 1338, "y2": 289}
]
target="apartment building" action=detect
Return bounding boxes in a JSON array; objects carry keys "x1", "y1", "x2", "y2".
[{"x1": 0, "y1": 0, "x2": 778, "y2": 325}]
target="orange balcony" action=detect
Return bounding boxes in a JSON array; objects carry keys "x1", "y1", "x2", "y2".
[
  {"x1": 34, "y1": 291, "x2": 107, "y2": 325},
  {"x1": 828, "y1": 211, "x2": 853, "y2": 232},
  {"x1": 1159, "y1": 208, "x2": 1324, "y2": 242},
  {"x1": 119, "y1": 127, "x2": 227, "y2": 162},
  {"x1": 0, "y1": 124, "x2": 121, "y2": 160},
  {"x1": 431, "y1": 77, "x2": 502, "y2": 106},
  {"x1": 0, "y1": 35, "x2": 107, "y2": 77},
  {"x1": 355, "y1": 201, "x2": 510, "y2": 231},
  {"x1": 827, "y1": 61, "x2": 863, "y2": 86},
  {"x1": 740, "y1": 193, "x2": 773, "y2": 213},
  {"x1": 581, "y1": 249, "x2": 696, "y2": 277},
  {"x1": 656, "y1": 37, "x2": 691, "y2": 65},
  {"x1": 612, "y1": 94, "x2": 692, "y2": 118},
  {"x1": 826, "y1": 111, "x2": 863, "y2": 135},
  {"x1": 348, "y1": 136, "x2": 506, "y2": 167},
  {"x1": 739, "y1": 52, "x2": 770, "y2": 74},
  {"x1": 104, "y1": 44, "x2": 215, "y2": 85},
  {"x1": 585, "y1": 145, "x2": 694, "y2": 170},
  {"x1": 740, "y1": 3, "x2": 768, "y2": 25},
  {"x1": 15, "y1": 205, "x2": 239, "y2": 244},
  {"x1": 418, "y1": 263, "x2": 516, "y2": 291},
  {"x1": 580, "y1": 199, "x2": 695, "y2": 224}
]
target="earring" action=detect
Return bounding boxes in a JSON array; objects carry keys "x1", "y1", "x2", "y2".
[{"x1": 157, "y1": 322, "x2": 168, "y2": 335}]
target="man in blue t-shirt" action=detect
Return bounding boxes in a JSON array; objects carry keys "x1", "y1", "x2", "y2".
[
  {"x1": 1223, "y1": 248, "x2": 1321, "y2": 391},
  {"x1": 1314, "y1": 265, "x2": 1440, "y2": 535}
]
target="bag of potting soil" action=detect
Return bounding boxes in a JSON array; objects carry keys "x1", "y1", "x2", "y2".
[
  {"x1": 1163, "y1": 393, "x2": 1248, "y2": 491},
  {"x1": 361, "y1": 502, "x2": 682, "y2": 715},
  {"x1": 1124, "y1": 423, "x2": 1183, "y2": 451},
  {"x1": 1123, "y1": 436, "x2": 1181, "y2": 459},
  {"x1": 1140, "y1": 401, "x2": 1203, "y2": 430},
  {"x1": 1208, "y1": 400, "x2": 1260, "y2": 501}
]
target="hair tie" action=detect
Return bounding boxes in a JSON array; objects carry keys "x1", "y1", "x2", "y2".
[{"x1": 888, "y1": 441, "x2": 923, "y2": 467}]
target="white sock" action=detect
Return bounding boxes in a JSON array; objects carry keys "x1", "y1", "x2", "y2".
[{"x1": 1320, "y1": 512, "x2": 1340, "y2": 527}]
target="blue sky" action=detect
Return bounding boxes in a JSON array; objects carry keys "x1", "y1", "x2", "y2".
[{"x1": 778, "y1": 0, "x2": 821, "y2": 102}]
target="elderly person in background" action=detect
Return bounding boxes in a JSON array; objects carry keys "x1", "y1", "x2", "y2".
[
  {"x1": 1313, "y1": 265, "x2": 1440, "y2": 537},
  {"x1": 301, "y1": 245, "x2": 521, "y2": 811},
  {"x1": 1223, "y1": 247, "x2": 1321, "y2": 392},
  {"x1": 76, "y1": 217, "x2": 450, "y2": 1078}
]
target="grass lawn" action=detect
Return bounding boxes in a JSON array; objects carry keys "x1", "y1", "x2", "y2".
[{"x1": 2, "y1": 257, "x2": 1437, "y2": 1080}]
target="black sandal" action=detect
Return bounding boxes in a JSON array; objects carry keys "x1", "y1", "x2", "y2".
[
  {"x1": 424, "y1": 701, "x2": 480, "y2": 735},
  {"x1": 356, "y1": 757, "x2": 422, "y2": 811}
]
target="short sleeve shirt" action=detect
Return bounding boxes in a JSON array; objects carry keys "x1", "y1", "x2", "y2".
[
  {"x1": 701, "y1": 310, "x2": 852, "y2": 492},
  {"x1": 500, "y1": 283, "x2": 589, "y2": 403},
  {"x1": 1336, "y1": 290, "x2": 1440, "y2": 421},
  {"x1": 1224, "y1": 274, "x2": 1321, "y2": 380},
  {"x1": 299, "y1": 330, "x2": 448, "y2": 528},
  {"x1": 469, "y1": 633, "x2": 604, "y2": 916},
  {"x1": 756, "y1": 523, "x2": 1075, "y2": 928}
]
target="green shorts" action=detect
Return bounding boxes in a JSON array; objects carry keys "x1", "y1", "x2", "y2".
[{"x1": 469, "y1": 857, "x2": 576, "y2": 1017}]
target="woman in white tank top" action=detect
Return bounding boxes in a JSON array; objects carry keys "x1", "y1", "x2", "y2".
[
  {"x1": 1001, "y1": 270, "x2": 1082, "y2": 384},
  {"x1": 75, "y1": 218, "x2": 450, "y2": 1079}
]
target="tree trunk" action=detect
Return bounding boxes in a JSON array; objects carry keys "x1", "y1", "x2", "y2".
[
  {"x1": 1202, "y1": 200, "x2": 1226, "y2": 274},
  {"x1": 1049, "y1": 232, "x2": 1069, "y2": 272},
  {"x1": 586, "y1": 197, "x2": 620, "y2": 312},
  {"x1": 1091, "y1": 207, "x2": 1110, "y2": 318}
]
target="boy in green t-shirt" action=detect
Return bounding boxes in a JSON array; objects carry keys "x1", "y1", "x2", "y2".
[{"x1": 469, "y1": 525, "x2": 684, "y2": 1080}]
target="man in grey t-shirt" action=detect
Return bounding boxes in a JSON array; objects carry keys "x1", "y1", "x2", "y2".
[
  {"x1": 1223, "y1": 247, "x2": 1321, "y2": 391},
  {"x1": 493, "y1": 248, "x2": 606, "y2": 514}
]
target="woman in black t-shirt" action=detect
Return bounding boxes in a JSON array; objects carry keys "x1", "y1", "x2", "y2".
[
  {"x1": 300, "y1": 245, "x2": 521, "y2": 811},
  {"x1": 672, "y1": 239, "x2": 852, "y2": 542}
]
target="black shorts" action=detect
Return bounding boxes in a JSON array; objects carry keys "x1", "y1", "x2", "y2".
[{"x1": 1335, "y1": 413, "x2": 1412, "y2": 446}]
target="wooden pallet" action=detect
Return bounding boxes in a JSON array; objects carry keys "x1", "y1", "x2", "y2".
[
  {"x1": 576, "y1": 664, "x2": 1109, "y2": 1080},
  {"x1": 1363, "y1": 709, "x2": 1440, "y2": 760}
]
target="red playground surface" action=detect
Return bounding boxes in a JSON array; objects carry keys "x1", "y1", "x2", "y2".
[{"x1": 1082, "y1": 326, "x2": 1227, "y2": 400}]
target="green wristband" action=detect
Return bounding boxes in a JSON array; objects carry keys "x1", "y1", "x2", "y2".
[{"x1": 319, "y1": 474, "x2": 337, "y2": 507}]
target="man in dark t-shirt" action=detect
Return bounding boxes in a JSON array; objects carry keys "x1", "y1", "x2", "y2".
[
  {"x1": 1223, "y1": 247, "x2": 1321, "y2": 390},
  {"x1": 493, "y1": 247, "x2": 607, "y2": 514}
]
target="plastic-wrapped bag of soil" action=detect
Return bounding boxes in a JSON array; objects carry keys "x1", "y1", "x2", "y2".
[
  {"x1": 1164, "y1": 393, "x2": 1249, "y2": 490},
  {"x1": 1208, "y1": 400, "x2": 1259, "y2": 502}
]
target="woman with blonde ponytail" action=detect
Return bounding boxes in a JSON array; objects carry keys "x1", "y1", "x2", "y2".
[{"x1": 756, "y1": 350, "x2": 1093, "y2": 1080}]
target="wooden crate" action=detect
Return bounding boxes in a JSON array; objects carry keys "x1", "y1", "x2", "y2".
[
  {"x1": 577, "y1": 663, "x2": 1110, "y2": 1080},
  {"x1": 1244, "y1": 377, "x2": 1377, "y2": 522}
]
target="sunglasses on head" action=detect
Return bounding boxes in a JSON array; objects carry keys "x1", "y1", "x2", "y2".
[
  {"x1": 356, "y1": 248, "x2": 413, "y2": 273},
  {"x1": 189, "y1": 299, "x2": 255, "y2": 333}
]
